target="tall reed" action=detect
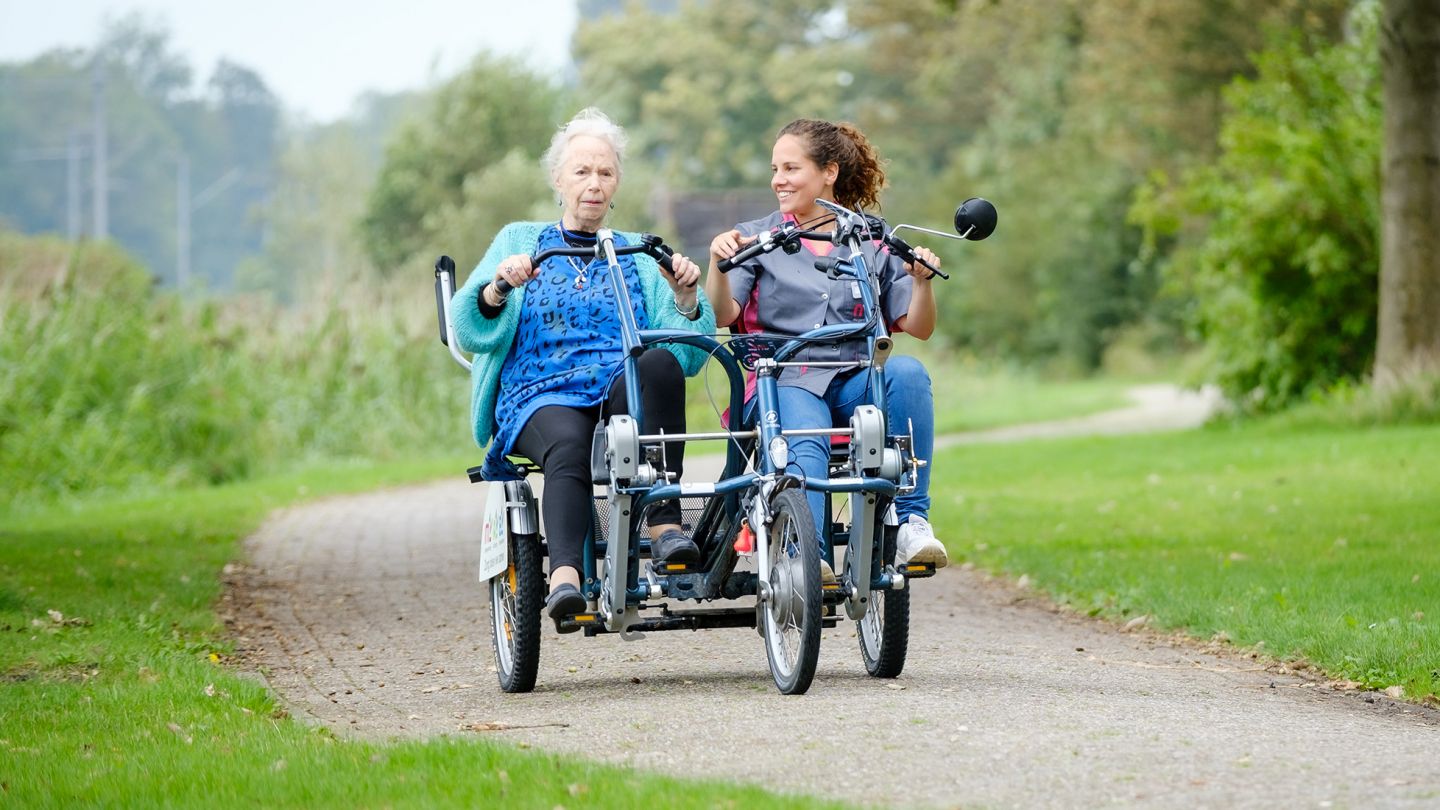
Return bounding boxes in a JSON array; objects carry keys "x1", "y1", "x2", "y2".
[{"x1": 0, "y1": 231, "x2": 468, "y2": 506}]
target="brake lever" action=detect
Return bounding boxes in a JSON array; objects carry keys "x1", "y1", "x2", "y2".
[{"x1": 885, "y1": 235, "x2": 949, "y2": 281}]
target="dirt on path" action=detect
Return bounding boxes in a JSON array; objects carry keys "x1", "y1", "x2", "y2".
[{"x1": 228, "y1": 387, "x2": 1440, "y2": 808}]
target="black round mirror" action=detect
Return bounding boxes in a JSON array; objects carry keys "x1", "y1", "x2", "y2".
[{"x1": 954, "y1": 197, "x2": 997, "y2": 241}]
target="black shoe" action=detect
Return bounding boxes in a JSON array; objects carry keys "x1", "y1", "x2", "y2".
[
  {"x1": 651, "y1": 528, "x2": 700, "y2": 566},
  {"x1": 545, "y1": 584, "x2": 586, "y2": 634}
]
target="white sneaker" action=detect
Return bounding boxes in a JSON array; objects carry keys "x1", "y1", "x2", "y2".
[
  {"x1": 818, "y1": 558, "x2": 838, "y2": 585},
  {"x1": 896, "y1": 515, "x2": 948, "y2": 568}
]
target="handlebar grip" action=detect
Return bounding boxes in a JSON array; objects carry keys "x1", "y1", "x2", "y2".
[
  {"x1": 434, "y1": 255, "x2": 456, "y2": 346},
  {"x1": 813, "y1": 256, "x2": 843, "y2": 277},
  {"x1": 914, "y1": 254, "x2": 949, "y2": 281},
  {"x1": 717, "y1": 241, "x2": 767, "y2": 273},
  {"x1": 492, "y1": 276, "x2": 514, "y2": 295}
]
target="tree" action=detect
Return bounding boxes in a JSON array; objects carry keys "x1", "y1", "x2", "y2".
[
  {"x1": 851, "y1": 0, "x2": 1349, "y2": 369},
  {"x1": 1376, "y1": 0, "x2": 1440, "y2": 381},
  {"x1": 572, "y1": 0, "x2": 862, "y2": 190},
  {"x1": 359, "y1": 56, "x2": 564, "y2": 272},
  {"x1": 1132, "y1": 5, "x2": 1382, "y2": 409}
]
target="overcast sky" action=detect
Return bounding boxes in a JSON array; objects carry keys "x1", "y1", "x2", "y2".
[{"x1": 0, "y1": 0, "x2": 578, "y2": 122}]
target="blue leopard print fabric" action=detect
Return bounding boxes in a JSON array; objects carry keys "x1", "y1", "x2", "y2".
[{"x1": 489, "y1": 225, "x2": 650, "y2": 462}]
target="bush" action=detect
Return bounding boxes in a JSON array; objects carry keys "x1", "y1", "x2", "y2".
[{"x1": 1132, "y1": 3, "x2": 1381, "y2": 412}]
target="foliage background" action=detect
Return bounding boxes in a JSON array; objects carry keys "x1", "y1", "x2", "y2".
[{"x1": 0, "y1": 0, "x2": 1417, "y2": 506}]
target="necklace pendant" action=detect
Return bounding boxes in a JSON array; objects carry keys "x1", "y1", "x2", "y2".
[{"x1": 574, "y1": 274, "x2": 586, "y2": 290}]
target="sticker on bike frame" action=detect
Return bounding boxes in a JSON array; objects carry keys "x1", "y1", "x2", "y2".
[
  {"x1": 478, "y1": 482, "x2": 509, "y2": 582},
  {"x1": 679, "y1": 482, "x2": 716, "y2": 496}
]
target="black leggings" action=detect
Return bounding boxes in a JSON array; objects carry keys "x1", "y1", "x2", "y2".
[{"x1": 511, "y1": 350, "x2": 687, "y2": 575}]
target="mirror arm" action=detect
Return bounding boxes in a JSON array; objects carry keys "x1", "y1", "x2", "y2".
[{"x1": 889, "y1": 223, "x2": 971, "y2": 243}]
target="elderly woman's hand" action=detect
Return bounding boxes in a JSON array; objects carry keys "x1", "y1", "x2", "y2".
[
  {"x1": 665, "y1": 253, "x2": 701, "y2": 291},
  {"x1": 494, "y1": 254, "x2": 540, "y2": 290},
  {"x1": 667, "y1": 253, "x2": 702, "y2": 319}
]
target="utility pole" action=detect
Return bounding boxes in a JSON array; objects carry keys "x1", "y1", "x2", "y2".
[
  {"x1": 67, "y1": 129, "x2": 83, "y2": 240},
  {"x1": 176, "y1": 154, "x2": 191, "y2": 288},
  {"x1": 91, "y1": 60, "x2": 108, "y2": 241},
  {"x1": 175, "y1": 160, "x2": 241, "y2": 291}
]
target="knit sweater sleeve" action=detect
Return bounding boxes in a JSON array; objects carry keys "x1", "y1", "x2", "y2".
[{"x1": 451, "y1": 223, "x2": 536, "y2": 354}]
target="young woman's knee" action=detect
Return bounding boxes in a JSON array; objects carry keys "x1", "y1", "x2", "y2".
[{"x1": 886, "y1": 355, "x2": 931, "y2": 389}]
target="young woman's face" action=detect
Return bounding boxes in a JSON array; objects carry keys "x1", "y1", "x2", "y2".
[
  {"x1": 555, "y1": 134, "x2": 620, "y2": 230},
  {"x1": 770, "y1": 134, "x2": 837, "y2": 218}
]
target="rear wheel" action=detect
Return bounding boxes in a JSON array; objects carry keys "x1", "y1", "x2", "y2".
[
  {"x1": 857, "y1": 521, "x2": 910, "y2": 678},
  {"x1": 760, "y1": 488, "x2": 822, "y2": 695},
  {"x1": 490, "y1": 531, "x2": 543, "y2": 693}
]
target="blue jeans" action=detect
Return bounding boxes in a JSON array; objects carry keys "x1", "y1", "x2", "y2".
[{"x1": 775, "y1": 356, "x2": 935, "y2": 541}]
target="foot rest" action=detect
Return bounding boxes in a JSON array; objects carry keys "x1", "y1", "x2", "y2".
[
  {"x1": 898, "y1": 561, "x2": 938, "y2": 579},
  {"x1": 560, "y1": 612, "x2": 604, "y2": 632}
]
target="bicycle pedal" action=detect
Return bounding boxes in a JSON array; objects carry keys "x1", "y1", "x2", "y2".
[
  {"x1": 654, "y1": 562, "x2": 695, "y2": 574},
  {"x1": 821, "y1": 581, "x2": 844, "y2": 591},
  {"x1": 899, "y1": 562, "x2": 937, "y2": 578}
]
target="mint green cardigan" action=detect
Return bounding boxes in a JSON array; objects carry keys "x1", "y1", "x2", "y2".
[{"x1": 450, "y1": 221, "x2": 715, "y2": 449}]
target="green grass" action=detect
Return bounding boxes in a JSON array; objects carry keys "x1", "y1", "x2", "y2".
[
  {"x1": 926, "y1": 370, "x2": 1135, "y2": 434},
  {"x1": 0, "y1": 460, "x2": 841, "y2": 808},
  {"x1": 681, "y1": 344, "x2": 1142, "y2": 454},
  {"x1": 931, "y1": 420, "x2": 1440, "y2": 699}
]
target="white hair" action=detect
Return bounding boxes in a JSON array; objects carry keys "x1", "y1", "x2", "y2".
[{"x1": 542, "y1": 107, "x2": 628, "y2": 185}]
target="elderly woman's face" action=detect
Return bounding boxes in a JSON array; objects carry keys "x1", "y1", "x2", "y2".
[{"x1": 555, "y1": 134, "x2": 620, "y2": 231}]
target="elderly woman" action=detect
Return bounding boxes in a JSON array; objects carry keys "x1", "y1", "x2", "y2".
[
  {"x1": 705, "y1": 118, "x2": 948, "y2": 579},
  {"x1": 451, "y1": 108, "x2": 715, "y2": 632}
]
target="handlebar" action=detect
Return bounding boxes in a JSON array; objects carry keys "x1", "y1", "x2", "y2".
[
  {"x1": 715, "y1": 225, "x2": 835, "y2": 273},
  {"x1": 492, "y1": 233, "x2": 685, "y2": 295},
  {"x1": 714, "y1": 215, "x2": 950, "y2": 280}
]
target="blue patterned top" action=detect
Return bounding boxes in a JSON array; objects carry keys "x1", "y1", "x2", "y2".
[
  {"x1": 449, "y1": 221, "x2": 715, "y2": 481},
  {"x1": 490, "y1": 224, "x2": 651, "y2": 460}
]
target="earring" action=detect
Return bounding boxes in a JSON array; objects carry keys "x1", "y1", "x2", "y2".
[
  {"x1": 609, "y1": 201, "x2": 616, "y2": 210},
  {"x1": 557, "y1": 199, "x2": 563, "y2": 207}
]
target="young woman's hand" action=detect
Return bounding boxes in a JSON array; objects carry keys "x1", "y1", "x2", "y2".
[
  {"x1": 709, "y1": 229, "x2": 756, "y2": 263},
  {"x1": 903, "y1": 246, "x2": 941, "y2": 281}
]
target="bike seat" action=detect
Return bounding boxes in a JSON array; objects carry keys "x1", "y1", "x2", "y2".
[{"x1": 468, "y1": 455, "x2": 541, "y2": 483}]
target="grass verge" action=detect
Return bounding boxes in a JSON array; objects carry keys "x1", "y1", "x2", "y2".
[
  {"x1": 931, "y1": 420, "x2": 1440, "y2": 700},
  {"x1": 0, "y1": 459, "x2": 841, "y2": 808},
  {"x1": 683, "y1": 349, "x2": 1143, "y2": 454}
]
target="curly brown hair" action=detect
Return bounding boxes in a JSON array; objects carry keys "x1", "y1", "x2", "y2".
[{"x1": 777, "y1": 118, "x2": 887, "y2": 211}]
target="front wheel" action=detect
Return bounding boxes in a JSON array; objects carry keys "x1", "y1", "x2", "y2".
[
  {"x1": 760, "y1": 488, "x2": 822, "y2": 695},
  {"x1": 490, "y1": 531, "x2": 543, "y2": 693},
  {"x1": 857, "y1": 523, "x2": 910, "y2": 678}
]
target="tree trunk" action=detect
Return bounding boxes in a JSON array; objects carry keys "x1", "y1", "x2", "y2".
[{"x1": 1377, "y1": 0, "x2": 1440, "y2": 382}]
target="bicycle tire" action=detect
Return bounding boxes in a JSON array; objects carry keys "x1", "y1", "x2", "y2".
[
  {"x1": 857, "y1": 521, "x2": 910, "y2": 677},
  {"x1": 760, "y1": 488, "x2": 822, "y2": 695},
  {"x1": 490, "y1": 531, "x2": 543, "y2": 693}
]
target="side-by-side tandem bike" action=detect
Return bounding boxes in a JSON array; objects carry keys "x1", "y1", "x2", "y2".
[{"x1": 433, "y1": 197, "x2": 997, "y2": 695}]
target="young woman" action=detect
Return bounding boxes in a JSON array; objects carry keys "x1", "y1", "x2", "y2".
[{"x1": 704, "y1": 118, "x2": 948, "y2": 578}]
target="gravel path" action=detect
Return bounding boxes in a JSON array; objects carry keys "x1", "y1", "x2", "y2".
[{"x1": 227, "y1": 387, "x2": 1440, "y2": 808}]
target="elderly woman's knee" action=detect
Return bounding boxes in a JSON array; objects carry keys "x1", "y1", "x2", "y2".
[{"x1": 638, "y1": 347, "x2": 684, "y2": 381}]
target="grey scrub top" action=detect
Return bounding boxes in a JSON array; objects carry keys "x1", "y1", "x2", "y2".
[{"x1": 728, "y1": 211, "x2": 914, "y2": 396}]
